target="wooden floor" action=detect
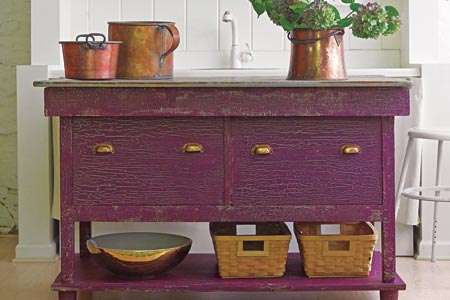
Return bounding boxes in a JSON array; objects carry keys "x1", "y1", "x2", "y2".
[{"x1": 1, "y1": 236, "x2": 449, "y2": 300}]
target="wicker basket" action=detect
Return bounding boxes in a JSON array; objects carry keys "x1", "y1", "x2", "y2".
[
  {"x1": 294, "y1": 222, "x2": 378, "y2": 277},
  {"x1": 210, "y1": 222, "x2": 291, "y2": 278}
]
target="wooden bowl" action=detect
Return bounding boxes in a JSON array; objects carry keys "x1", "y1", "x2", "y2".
[{"x1": 87, "y1": 232, "x2": 192, "y2": 279}]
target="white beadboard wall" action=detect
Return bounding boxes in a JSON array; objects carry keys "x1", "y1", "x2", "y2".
[{"x1": 58, "y1": 0, "x2": 403, "y2": 69}]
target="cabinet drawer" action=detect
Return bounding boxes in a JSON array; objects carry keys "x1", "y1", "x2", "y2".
[
  {"x1": 231, "y1": 117, "x2": 382, "y2": 206},
  {"x1": 72, "y1": 117, "x2": 224, "y2": 206}
]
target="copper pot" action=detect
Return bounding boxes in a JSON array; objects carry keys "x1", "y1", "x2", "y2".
[
  {"x1": 60, "y1": 33, "x2": 122, "y2": 80},
  {"x1": 287, "y1": 29, "x2": 347, "y2": 80},
  {"x1": 108, "y1": 21, "x2": 180, "y2": 79}
]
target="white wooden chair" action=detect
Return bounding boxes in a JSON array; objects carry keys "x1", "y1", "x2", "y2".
[{"x1": 396, "y1": 128, "x2": 450, "y2": 262}]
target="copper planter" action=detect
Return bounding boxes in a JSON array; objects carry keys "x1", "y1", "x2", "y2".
[
  {"x1": 108, "y1": 21, "x2": 180, "y2": 79},
  {"x1": 60, "y1": 33, "x2": 122, "y2": 80},
  {"x1": 287, "y1": 29, "x2": 347, "y2": 80}
]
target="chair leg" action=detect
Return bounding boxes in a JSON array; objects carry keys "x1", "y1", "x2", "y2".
[
  {"x1": 431, "y1": 140, "x2": 444, "y2": 262},
  {"x1": 431, "y1": 201, "x2": 439, "y2": 262}
]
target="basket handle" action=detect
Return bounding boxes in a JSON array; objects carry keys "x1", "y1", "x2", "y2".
[
  {"x1": 237, "y1": 240, "x2": 269, "y2": 257},
  {"x1": 322, "y1": 240, "x2": 355, "y2": 257}
]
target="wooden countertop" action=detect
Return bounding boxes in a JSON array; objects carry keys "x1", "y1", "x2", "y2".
[{"x1": 34, "y1": 76, "x2": 413, "y2": 88}]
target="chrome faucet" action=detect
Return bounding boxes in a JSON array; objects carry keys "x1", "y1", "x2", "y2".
[{"x1": 222, "y1": 11, "x2": 253, "y2": 68}]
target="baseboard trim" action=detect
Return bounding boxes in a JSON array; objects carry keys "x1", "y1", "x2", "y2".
[
  {"x1": 14, "y1": 241, "x2": 58, "y2": 262},
  {"x1": 416, "y1": 240, "x2": 450, "y2": 260}
]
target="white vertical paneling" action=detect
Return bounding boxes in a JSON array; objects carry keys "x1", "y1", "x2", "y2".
[
  {"x1": 60, "y1": 0, "x2": 89, "y2": 40},
  {"x1": 186, "y1": 0, "x2": 218, "y2": 51},
  {"x1": 31, "y1": 0, "x2": 60, "y2": 64},
  {"x1": 349, "y1": 35, "x2": 382, "y2": 50},
  {"x1": 122, "y1": 0, "x2": 154, "y2": 21},
  {"x1": 89, "y1": 0, "x2": 121, "y2": 34},
  {"x1": 252, "y1": 11, "x2": 284, "y2": 51},
  {"x1": 154, "y1": 0, "x2": 186, "y2": 51},
  {"x1": 219, "y1": 0, "x2": 251, "y2": 51}
]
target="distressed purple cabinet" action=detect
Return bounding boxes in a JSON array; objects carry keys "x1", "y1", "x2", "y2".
[
  {"x1": 72, "y1": 117, "x2": 224, "y2": 206},
  {"x1": 35, "y1": 77, "x2": 411, "y2": 300},
  {"x1": 231, "y1": 117, "x2": 382, "y2": 206}
]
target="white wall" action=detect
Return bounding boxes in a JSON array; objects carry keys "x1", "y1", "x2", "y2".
[{"x1": 49, "y1": 0, "x2": 403, "y2": 68}]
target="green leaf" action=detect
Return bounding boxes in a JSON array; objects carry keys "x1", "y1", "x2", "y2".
[
  {"x1": 341, "y1": 0, "x2": 354, "y2": 3},
  {"x1": 279, "y1": 15, "x2": 295, "y2": 31},
  {"x1": 336, "y1": 17, "x2": 352, "y2": 28},
  {"x1": 250, "y1": 0, "x2": 266, "y2": 17},
  {"x1": 385, "y1": 6, "x2": 400, "y2": 17},
  {"x1": 329, "y1": 4, "x2": 341, "y2": 20},
  {"x1": 350, "y1": 3, "x2": 360, "y2": 11},
  {"x1": 290, "y1": 2, "x2": 309, "y2": 15}
]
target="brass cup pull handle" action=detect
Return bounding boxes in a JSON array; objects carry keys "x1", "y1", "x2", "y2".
[
  {"x1": 92, "y1": 143, "x2": 115, "y2": 155},
  {"x1": 251, "y1": 144, "x2": 273, "y2": 155},
  {"x1": 182, "y1": 143, "x2": 205, "y2": 154},
  {"x1": 341, "y1": 144, "x2": 362, "y2": 155}
]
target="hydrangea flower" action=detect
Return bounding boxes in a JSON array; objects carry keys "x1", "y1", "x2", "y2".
[
  {"x1": 351, "y1": 2, "x2": 401, "y2": 39},
  {"x1": 249, "y1": 0, "x2": 400, "y2": 39}
]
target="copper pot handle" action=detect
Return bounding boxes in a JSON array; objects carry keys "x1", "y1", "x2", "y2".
[
  {"x1": 159, "y1": 24, "x2": 180, "y2": 68},
  {"x1": 287, "y1": 28, "x2": 344, "y2": 46},
  {"x1": 76, "y1": 33, "x2": 107, "y2": 50}
]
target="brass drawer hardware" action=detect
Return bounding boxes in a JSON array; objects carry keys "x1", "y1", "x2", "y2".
[
  {"x1": 182, "y1": 143, "x2": 205, "y2": 153},
  {"x1": 340, "y1": 144, "x2": 362, "y2": 155},
  {"x1": 92, "y1": 143, "x2": 115, "y2": 155},
  {"x1": 251, "y1": 144, "x2": 273, "y2": 155}
]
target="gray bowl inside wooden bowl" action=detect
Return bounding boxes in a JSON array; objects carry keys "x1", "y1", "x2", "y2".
[{"x1": 87, "y1": 232, "x2": 192, "y2": 279}]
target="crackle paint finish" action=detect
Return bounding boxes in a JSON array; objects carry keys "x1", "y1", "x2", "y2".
[{"x1": 38, "y1": 77, "x2": 411, "y2": 300}]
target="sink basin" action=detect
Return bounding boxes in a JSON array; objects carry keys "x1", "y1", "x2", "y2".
[{"x1": 174, "y1": 68, "x2": 288, "y2": 77}]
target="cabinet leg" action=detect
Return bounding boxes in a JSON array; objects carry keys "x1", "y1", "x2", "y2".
[
  {"x1": 380, "y1": 290, "x2": 398, "y2": 300},
  {"x1": 79, "y1": 222, "x2": 92, "y2": 257},
  {"x1": 60, "y1": 218, "x2": 75, "y2": 282},
  {"x1": 381, "y1": 220, "x2": 396, "y2": 282},
  {"x1": 58, "y1": 291, "x2": 77, "y2": 300}
]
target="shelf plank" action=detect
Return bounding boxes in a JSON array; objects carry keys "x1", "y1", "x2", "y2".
[{"x1": 52, "y1": 252, "x2": 405, "y2": 292}]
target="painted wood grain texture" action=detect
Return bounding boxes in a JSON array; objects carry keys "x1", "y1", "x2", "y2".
[
  {"x1": 75, "y1": 204, "x2": 387, "y2": 223},
  {"x1": 59, "y1": 117, "x2": 75, "y2": 283},
  {"x1": 381, "y1": 117, "x2": 397, "y2": 282},
  {"x1": 43, "y1": 86, "x2": 410, "y2": 117},
  {"x1": 72, "y1": 117, "x2": 225, "y2": 206},
  {"x1": 51, "y1": 253, "x2": 405, "y2": 292},
  {"x1": 231, "y1": 117, "x2": 382, "y2": 206}
]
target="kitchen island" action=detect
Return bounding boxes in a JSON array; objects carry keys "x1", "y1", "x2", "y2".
[{"x1": 35, "y1": 76, "x2": 411, "y2": 300}]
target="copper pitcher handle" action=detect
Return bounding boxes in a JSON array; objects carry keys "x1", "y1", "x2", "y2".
[{"x1": 159, "y1": 24, "x2": 180, "y2": 68}]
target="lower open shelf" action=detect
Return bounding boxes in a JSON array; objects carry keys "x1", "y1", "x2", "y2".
[{"x1": 53, "y1": 252, "x2": 405, "y2": 293}]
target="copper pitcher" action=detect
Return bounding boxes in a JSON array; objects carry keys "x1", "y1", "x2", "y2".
[
  {"x1": 108, "y1": 22, "x2": 180, "y2": 79},
  {"x1": 287, "y1": 29, "x2": 347, "y2": 80}
]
